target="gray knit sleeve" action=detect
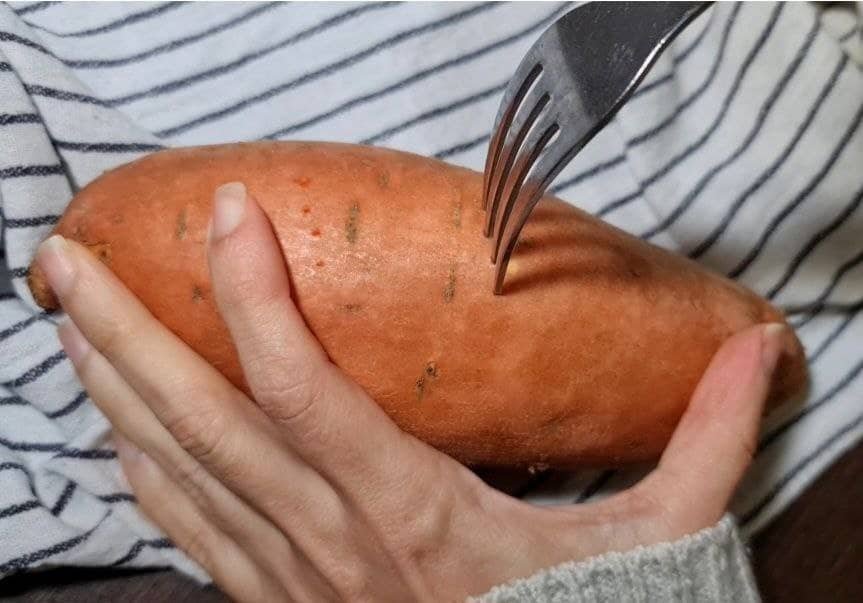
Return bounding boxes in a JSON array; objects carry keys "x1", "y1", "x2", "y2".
[{"x1": 469, "y1": 515, "x2": 760, "y2": 602}]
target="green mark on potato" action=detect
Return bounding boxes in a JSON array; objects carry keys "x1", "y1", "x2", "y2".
[{"x1": 346, "y1": 202, "x2": 360, "y2": 244}]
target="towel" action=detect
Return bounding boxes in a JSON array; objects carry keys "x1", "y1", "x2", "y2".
[{"x1": 1, "y1": 0, "x2": 861, "y2": 580}]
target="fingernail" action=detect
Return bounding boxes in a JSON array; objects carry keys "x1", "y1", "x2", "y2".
[
  {"x1": 57, "y1": 319, "x2": 91, "y2": 366},
  {"x1": 210, "y1": 182, "x2": 247, "y2": 240},
  {"x1": 113, "y1": 432, "x2": 144, "y2": 463},
  {"x1": 36, "y1": 235, "x2": 75, "y2": 297},
  {"x1": 761, "y1": 323, "x2": 787, "y2": 378}
]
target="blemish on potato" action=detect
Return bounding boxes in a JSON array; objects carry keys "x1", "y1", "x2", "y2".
[
  {"x1": 293, "y1": 176, "x2": 312, "y2": 188},
  {"x1": 192, "y1": 286, "x2": 204, "y2": 303},
  {"x1": 378, "y1": 171, "x2": 390, "y2": 189},
  {"x1": 415, "y1": 361, "x2": 439, "y2": 401},
  {"x1": 344, "y1": 303, "x2": 362, "y2": 313},
  {"x1": 176, "y1": 208, "x2": 188, "y2": 240},
  {"x1": 443, "y1": 266, "x2": 456, "y2": 303},
  {"x1": 311, "y1": 227, "x2": 321, "y2": 237},
  {"x1": 301, "y1": 205, "x2": 311, "y2": 215},
  {"x1": 88, "y1": 243, "x2": 112, "y2": 266},
  {"x1": 316, "y1": 259, "x2": 325, "y2": 267},
  {"x1": 346, "y1": 202, "x2": 360, "y2": 244},
  {"x1": 452, "y1": 200, "x2": 462, "y2": 229}
]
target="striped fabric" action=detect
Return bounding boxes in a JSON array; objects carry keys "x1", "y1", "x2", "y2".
[{"x1": 1, "y1": 0, "x2": 861, "y2": 580}]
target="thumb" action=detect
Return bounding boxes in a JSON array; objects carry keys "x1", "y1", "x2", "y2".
[{"x1": 637, "y1": 323, "x2": 790, "y2": 532}]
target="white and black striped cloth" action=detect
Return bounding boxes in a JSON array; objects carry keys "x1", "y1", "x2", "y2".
[{"x1": 1, "y1": 0, "x2": 861, "y2": 581}]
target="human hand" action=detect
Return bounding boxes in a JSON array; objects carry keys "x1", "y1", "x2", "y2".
[{"x1": 35, "y1": 182, "x2": 786, "y2": 602}]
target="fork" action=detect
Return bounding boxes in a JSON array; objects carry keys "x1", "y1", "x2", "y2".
[{"x1": 482, "y1": 1, "x2": 710, "y2": 294}]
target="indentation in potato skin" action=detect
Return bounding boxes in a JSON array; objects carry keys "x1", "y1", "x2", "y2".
[
  {"x1": 176, "y1": 208, "x2": 188, "y2": 240},
  {"x1": 345, "y1": 202, "x2": 360, "y2": 244},
  {"x1": 443, "y1": 266, "x2": 456, "y2": 303},
  {"x1": 415, "y1": 361, "x2": 439, "y2": 401},
  {"x1": 192, "y1": 285, "x2": 204, "y2": 303}
]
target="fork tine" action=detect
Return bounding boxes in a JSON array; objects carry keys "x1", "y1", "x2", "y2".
[
  {"x1": 484, "y1": 67, "x2": 548, "y2": 238},
  {"x1": 489, "y1": 100, "x2": 558, "y2": 264},
  {"x1": 492, "y1": 140, "x2": 561, "y2": 294},
  {"x1": 482, "y1": 63, "x2": 543, "y2": 215}
]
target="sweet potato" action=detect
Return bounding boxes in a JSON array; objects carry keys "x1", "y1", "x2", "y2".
[{"x1": 28, "y1": 142, "x2": 807, "y2": 468}]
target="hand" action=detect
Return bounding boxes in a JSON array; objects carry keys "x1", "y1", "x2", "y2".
[{"x1": 36, "y1": 182, "x2": 785, "y2": 602}]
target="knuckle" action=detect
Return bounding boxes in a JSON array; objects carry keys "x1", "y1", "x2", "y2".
[
  {"x1": 87, "y1": 312, "x2": 143, "y2": 361},
  {"x1": 166, "y1": 406, "x2": 230, "y2": 465},
  {"x1": 179, "y1": 524, "x2": 216, "y2": 572},
  {"x1": 252, "y1": 364, "x2": 327, "y2": 424}
]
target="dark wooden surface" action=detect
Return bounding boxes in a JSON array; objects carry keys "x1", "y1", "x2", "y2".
[{"x1": 2, "y1": 442, "x2": 861, "y2": 602}]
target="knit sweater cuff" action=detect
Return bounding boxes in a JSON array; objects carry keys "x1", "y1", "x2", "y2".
[{"x1": 469, "y1": 514, "x2": 760, "y2": 602}]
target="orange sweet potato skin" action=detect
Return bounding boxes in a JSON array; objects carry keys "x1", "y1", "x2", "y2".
[{"x1": 28, "y1": 142, "x2": 807, "y2": 468}]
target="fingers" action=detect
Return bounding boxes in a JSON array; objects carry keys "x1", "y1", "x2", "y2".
[
  {"x1": 38, "y1": 237, "x2": 342, "y2": 541},
  {"x1": 57, "y1": 320, "x2": 327, "y2": 599},
  {"x1": 206, "y1": 183, "x2": 416, "y2": 475},
  {"x1": 114, "y1": 435, "x2": 290, "y2": 603},
  {"x1": 636, "y1": 323, "x2": 787, "y2": 533}
]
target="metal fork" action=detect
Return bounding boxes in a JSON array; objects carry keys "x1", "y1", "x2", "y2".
[{"x1": 482, "y1": 1, "x2": 710, "y2": 294}]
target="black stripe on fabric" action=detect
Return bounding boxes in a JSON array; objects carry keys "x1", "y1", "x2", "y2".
[
  {"x1": 4, "y1": 214, "x2": 60, "y2": 228},
  {"x1": 688, "y1": 54, "x2": 849, "y2": 260},
  {"x1": 52, "y1": 140, "x2": 165, "y2": 153},
  {"x1": 0, "y1": 462, "x2": 38, "y2": 498},
  {"x1": 98, "y1": 492, "x2": 136, "y2": 504},
  {"x1": 0, "y1": 436, "x2": 64, "y2": 452},
  {"x1": 1, "y1": 350, "x2": 66, "y2": 388},
  {"x1": 792, "y1": 249, "x2": 863, "y2": 322},
  {"x1": 265, "y1": 4, "x2": 566, "y2": 140},
  {"x1": 808, "y1": 307, "x2": 861, "y2": 364},
  {"x1": 156, "y1": 2, "x2": 494, "y2": 137},
  {"x1": 744, "y1": 409, "x2": 863, "y2": 526},
  {"x1": 362, "y1": 81, "x2": 507, "y2": 145},
  {"x1": 760, "y1": 357, "x2": 863, "y2": 454},
  {"x1": 0, "y1": 311, "x2": 49, "y2": 341},
  {"x1": 767, "y1": 181, "x2": 863, "y2": 300},
  {"x1": 434, "y1": 134, "x2": 490, "y2": 160},
  {"x1": 46, "y1": 391, "x2": 89, "y2": 419},
  {"x1": 0, "y1": 395, "x2": 27, "y2": 406},
  {"x1": 25, "y1": 84, "x2": 107, "y2": 106},
  {"x1": 29, "y1": 2, "x2": 188, "y2": 38},
  {"x1": 0, "y1": 529, "x2": 93, "y2": 574},
  {"x1": 727, "y1": 100, "x2": 863, "y2": 279},
  {"x1": 0, "y1": 61, "x2": 10, "y2": 72},
  {"x1": 0, "y1": 31, "x2": 51, "y2": 55},
  {"x1": 9, "y1": 267, "x2": 29, "y2": 279},
  {"x1": 110, "y1": 538, "x2": 174, "y2": 567},
  {"x1": 66, "y1": 4, "x2": 282, "y2": 69},
  {"x1": 628, "y1": 2, "x2": 745, "y2": 148},
  {"x1": 116, "y1": 2, "x2": 400, "y2": 109},
  {"x1": 0, "y1": 164, "x2": 65, "y2": 179},
  {"x1": 50, "y1": 481, "x2": 77, "y2": 516},
  {"x1": 839, "y1": 25, "x2": 859, "y2": 43},
  {"x1": 597, "y1": 190, "x2": 641, "y2": 219},
  {"x1": 640, "y1": 12, "x2": 818, "y2": 240},
  {"x1": 14, "y1": 1, "x2": 58, "y2": 16},
  {"x1": 0, "y1": 499, "x2": 40, "y2": 519},
  {"x1": 575, "y1": 469, "x2": 616, "y2": 503},
  {"x1": 0, "y1": 293, "x2": 18, "y2": 302},
  {"x1": 54, "y1": 448, "x2": 117, "y2": 460},
  {"x1": 0, "y1": 112, "x2": 41, "y2": 126},
  {"x1": 549, "y1": 155, "x2": 626, "y2": 196}
]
